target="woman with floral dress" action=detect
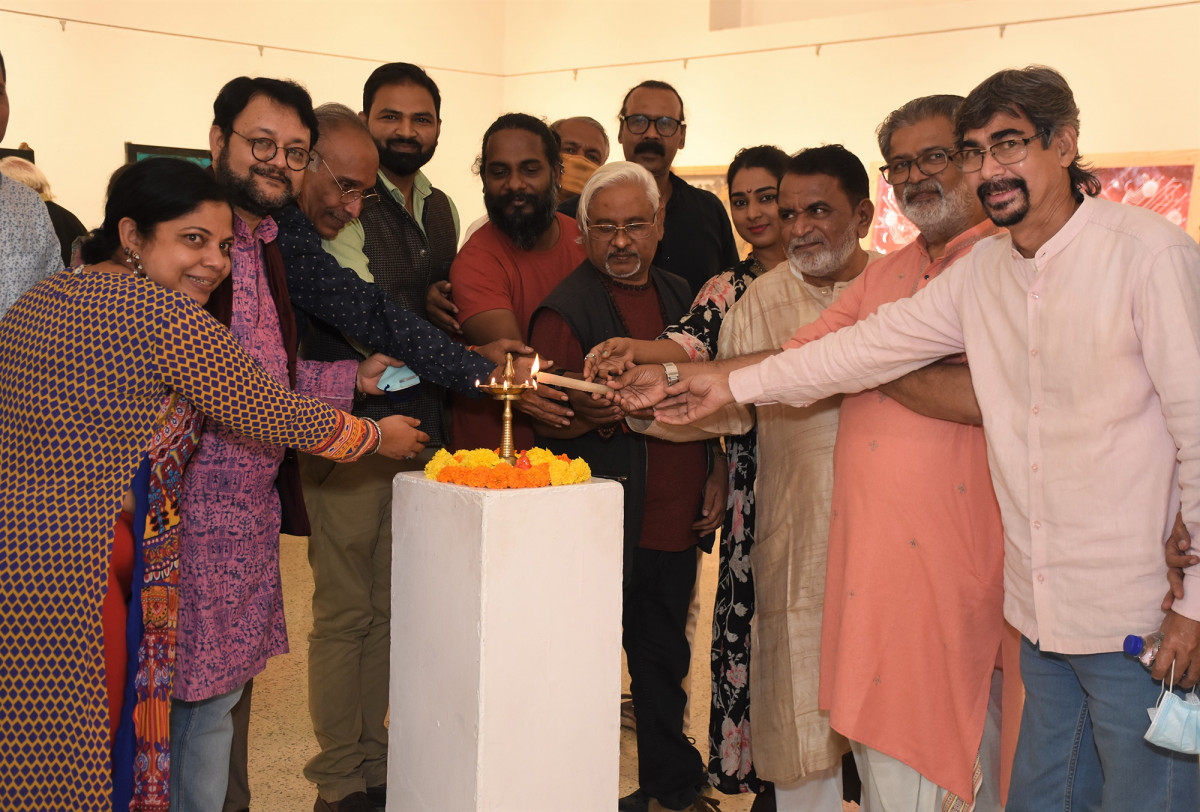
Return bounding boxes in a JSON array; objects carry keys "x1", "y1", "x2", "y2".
[{"x1": 585, "y1": 146, "x2": 789, "y2": 808}]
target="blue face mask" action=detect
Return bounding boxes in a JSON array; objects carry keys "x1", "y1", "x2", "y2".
[{"x1": 1144, "y1": 667, "x2": 1200, "y2": 754}]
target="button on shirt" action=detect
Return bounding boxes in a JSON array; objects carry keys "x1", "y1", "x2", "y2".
[{"x1": 730, "y1": 195, "x2": 1200, "y2": 653}]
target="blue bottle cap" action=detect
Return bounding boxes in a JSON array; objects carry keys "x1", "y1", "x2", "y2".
[{"x1": 1123, "y1": 634, "x2": 1144, "y2": 656}]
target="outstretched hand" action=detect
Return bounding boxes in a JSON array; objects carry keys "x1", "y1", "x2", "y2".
[
  {"x1": 516, "y1": 386, "x2": 574, "y2": 427},
  {"x1": 477, "y1": 339, "x2": 535, "y2": 368},
  {"x1": 584, "y1": 337, "x2": 635, "y2": 381},
  {"x1": 654, "y1": 374, "x2": 735, "y2": 425},
  {"x1": 609, "y1": 364, "x2": 669, "y2": 413},
  {"x1": 356, "y1": 353, "x2": 405, "y2": 396},
  {"x1": 374, "y1": 414, "x2": 430, "y2": 460}
]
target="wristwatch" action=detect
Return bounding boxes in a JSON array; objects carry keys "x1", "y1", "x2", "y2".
[{"x1": 662, "y1": 361, "x2": 680, "y2": 386}]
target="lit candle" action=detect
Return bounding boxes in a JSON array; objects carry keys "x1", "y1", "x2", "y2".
[{"x1": 535, "y1": 371, "x2": 612, "y2": 395}]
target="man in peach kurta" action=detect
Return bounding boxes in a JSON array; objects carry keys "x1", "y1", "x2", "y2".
[{"x1": 778, "y1": 98, "x2": 1008, "y2": 809}]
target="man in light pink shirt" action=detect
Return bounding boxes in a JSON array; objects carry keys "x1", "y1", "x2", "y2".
[{"x1": 616, "y1": 67, "x2": 1200, "y2": 809}]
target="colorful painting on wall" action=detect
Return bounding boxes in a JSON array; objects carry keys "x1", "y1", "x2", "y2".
[{"x1": 868, "y1": 150, "x2": 1200, "y2": 253}]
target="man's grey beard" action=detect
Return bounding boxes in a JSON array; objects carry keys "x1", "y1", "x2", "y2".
[
  {"x1": 786, "y1": 226, "x2": 858, "y2": 281},
  {"x1": 898, "y1": 177, "x2": 976, "y2": 244},
  {"x1": 604, "y1": 255, "x2": 642, "y2": 279}
]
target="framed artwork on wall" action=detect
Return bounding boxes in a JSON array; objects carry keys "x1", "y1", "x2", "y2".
[
  {"x1": 0, "y1": 147, "x2": 35, "y2": 163},
  {"x1": 124, "y1": 142, "x2": 212, "y2": 168},
  {"x1": 867, "y1": 149, "x2": 1200, "y2": 253}
]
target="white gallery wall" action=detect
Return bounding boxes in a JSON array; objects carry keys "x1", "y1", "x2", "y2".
[{"x1": 2, "y1": 0, "x2": 1197, "y2": 231}]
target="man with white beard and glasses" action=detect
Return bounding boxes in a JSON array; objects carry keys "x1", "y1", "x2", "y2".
[{"x1": 785, "y1": 95, "x2": 1009, "y2": 812}]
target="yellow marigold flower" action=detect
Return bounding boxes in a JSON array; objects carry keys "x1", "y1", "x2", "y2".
[{"x1": 426, "y1": 447, "x2": 589, "y2": 488}]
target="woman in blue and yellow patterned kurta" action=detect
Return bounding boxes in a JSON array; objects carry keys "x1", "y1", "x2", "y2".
[{"x1": 0, "y1": 158, "x2": 385, "y2": 812}]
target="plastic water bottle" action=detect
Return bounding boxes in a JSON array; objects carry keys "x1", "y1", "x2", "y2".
[{"x1": 1124, "y1": 631, "x2": 1164, "y2": 667}]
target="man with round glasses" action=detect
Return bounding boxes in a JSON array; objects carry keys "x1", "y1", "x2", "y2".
[
  {"x1": 561, "y1": 80, "x2": 736, "y2": 297},
  {"x1": 612, "y1": 65, "x2": 1200, "y2": 812},
  {"x1": 530, "y1": 161, "x2": 721, "y2": 812},
  {"x1": 172, "y1": 75, "x2": 337, "y2": 812}
]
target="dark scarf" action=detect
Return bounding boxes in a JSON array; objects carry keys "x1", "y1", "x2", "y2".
[{"x1": 205, "y1": 233, "x2": 310, "y2": 536}]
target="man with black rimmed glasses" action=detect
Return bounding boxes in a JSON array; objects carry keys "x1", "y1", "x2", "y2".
[
  {"x1": 172, "y1": 75, "x2": 352, "y2": 812},
  {"x1": 561, "y1": 80, "x2": 736, "y2": 297},
  {"x1": 788, "y1": 96, "x2": 1006, "y2": 812}
]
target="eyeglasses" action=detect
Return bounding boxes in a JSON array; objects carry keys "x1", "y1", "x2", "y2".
[
  {"x1": 953, "y1": 131, "x2": 1049, "y2": 173},
  {"x1": 313, "y1": 156, "x2": 380, "y2": 205},
  {"x1": 881, "y1": 149, "x2": 953, "y2": 185},
  {"x1": 586, "y1": 218, "x2": 657, "y2": 241},
  {"x1": 620, "y1": 114, "x2": 683, "y2": 137},
  {"x1": 232, "y1": 130, "x2": 313, "y2": 171}
]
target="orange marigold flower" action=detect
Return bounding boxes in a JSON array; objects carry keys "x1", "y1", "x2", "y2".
[{"x1": 426, "y1": 447, "x2": 589, "y2": 488}]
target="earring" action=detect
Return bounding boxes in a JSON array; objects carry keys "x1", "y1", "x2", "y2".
[{"x1": 124, "y1": 246, "x2": 146, "y2": 278}]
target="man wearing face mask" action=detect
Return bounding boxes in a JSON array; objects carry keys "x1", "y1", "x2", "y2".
[
  {"x1": 551, "y1": 115, "x2": 609, "y2": 207},
  {"x1": 530, "y1": 161, "x2": 724, "y2": 812},
  {"x1": 561, "y1": 81, "x2": 737, "y2": 297}
]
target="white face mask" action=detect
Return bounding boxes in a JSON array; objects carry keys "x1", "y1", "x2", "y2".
[{"x1": 1144, "y1": 664, "x2": 1200, "y2": 754}]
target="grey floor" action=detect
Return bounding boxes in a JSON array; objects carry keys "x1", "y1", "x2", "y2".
[{"x1": 247, "y1": 535, "x2": 851, "y2": 812}]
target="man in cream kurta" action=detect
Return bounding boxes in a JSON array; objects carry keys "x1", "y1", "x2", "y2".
[
  {"x1": 718, "y1": 262, "x2": 858, "y2": 792},
  {"x1": 641, "y1": 146, "x2": 879, "y2": 811}
]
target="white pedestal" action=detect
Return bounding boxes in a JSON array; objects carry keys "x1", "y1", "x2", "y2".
[{"x1": 389, "y1": 472, "x2": 624, "y2": 812}]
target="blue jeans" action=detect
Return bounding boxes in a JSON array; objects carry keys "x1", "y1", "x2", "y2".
[
  {"x1": 1008, "y1": 636, "x2": 1198, "y2": 811},
  {"x1": 169, "y1": 684, "x2": 246, "y2": 812}
]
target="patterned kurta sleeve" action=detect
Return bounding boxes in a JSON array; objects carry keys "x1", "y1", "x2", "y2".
[
  {"x1": 659, "y1": 258, "x2": 758, "y2": 361},
  {"x1": 153, "y1": 289, "x2": 378, "y2": 461}
]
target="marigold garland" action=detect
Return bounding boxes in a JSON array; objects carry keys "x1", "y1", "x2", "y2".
[{"x1": 424, "y1": 447, "x2": 591, "y2": 489}]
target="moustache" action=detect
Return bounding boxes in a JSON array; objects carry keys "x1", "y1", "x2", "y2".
[
  {"x1": 901, "y1": 178, "x2": 943, "y2": 203},
  {"x1": 977, "y1": 178, "x2": 1026, "y2": 198},
  {"x1": 787, "y1": 235, "x2": 825, "y2": 253},
  {"x1": 606, "y1": 249, "x2": 639, "y2": 261},
  {"x1": 498, "y1": 191, "x2": 533, "y2": 208},
  {"x1": 251, "y1": 165, "x2": 291, "y2": 185},
  {"x1": 386, "y1": 137, "x2": 421, "y2": 152},
  {"x1": 633, "y1": 141, "x2": 666, "y2": 157}
]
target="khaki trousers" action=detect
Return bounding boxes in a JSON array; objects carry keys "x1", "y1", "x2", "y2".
[{"x1": 300, "y1": 451, "x2": 426, "y2": 802}]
